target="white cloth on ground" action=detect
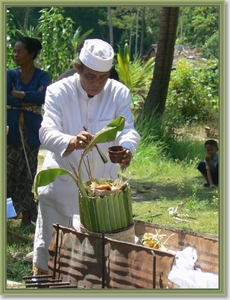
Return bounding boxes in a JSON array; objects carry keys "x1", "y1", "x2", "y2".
[{"x1": 168, "y1": 246, "x2": 218, "y2": 288}]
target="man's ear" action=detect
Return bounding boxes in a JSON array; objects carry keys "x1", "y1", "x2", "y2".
[{"x1": 73, "y1": 62, "x2": 81, "y2": 74}]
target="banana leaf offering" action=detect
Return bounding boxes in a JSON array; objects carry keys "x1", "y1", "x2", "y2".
[
  {"x1": 33, "y1": 116, "x2": 133, "y2": 233},
  {"x1": 79, "y1": 178, "x2": 133, "y2": 233}
]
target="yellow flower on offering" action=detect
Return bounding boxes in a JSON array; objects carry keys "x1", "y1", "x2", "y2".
[
  {"x1": 143, "y1": 232, "x2": 153, "y2": 240},
  {"x1": 140, "y1": 230, "x2": 175, "y2": 250}
]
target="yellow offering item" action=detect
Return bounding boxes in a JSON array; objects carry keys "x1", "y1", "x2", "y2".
[{"x1": 19, "y1": 112, "x2": 24, "y2": 126}]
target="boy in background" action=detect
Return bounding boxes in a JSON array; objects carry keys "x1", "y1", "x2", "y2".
[{"x1": 197, "y1": 140, "x2": 218, "y2": 188}]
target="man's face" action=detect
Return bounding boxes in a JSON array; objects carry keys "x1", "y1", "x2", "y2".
[{"x1": 75, "y1": 64, "x2": 110, "y2": 97}]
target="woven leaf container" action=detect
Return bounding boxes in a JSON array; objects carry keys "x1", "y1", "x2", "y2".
[{"x1": 79, "y1": 180, "x2": 133, "y2": 233}]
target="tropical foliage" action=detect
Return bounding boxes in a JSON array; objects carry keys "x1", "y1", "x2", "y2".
[
  {"x1": 6, "y1": 9, "x2": 17, "y2": 69},
  {"x1": 71, "y1": 26, "x2": 94, "y2": 61},
  {"x1": 115, "y1": 43, "x2": 154, "y2": 116},
  {"x1": 7, "y1": 6, "x2": 219, "y2": 60},
  {"x1": 37, "y1": 7, "x2": 75, "y2": 80},
  {"x1": 6, "y1": 6, "x2": 219, "y2": 122},
  {"x1": 176, "y1": 7, "x2": 219, "y2": 59},
  {"x1": 16, "y1": 24, "x2": 41, "y2": 40},
  {"x1": 165, "y1": 57, "x2": 219, "y2": 127}
]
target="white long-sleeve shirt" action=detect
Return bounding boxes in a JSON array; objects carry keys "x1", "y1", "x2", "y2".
[{"x1": 38, "y1": 73, "x2": 140, "y2": 217}]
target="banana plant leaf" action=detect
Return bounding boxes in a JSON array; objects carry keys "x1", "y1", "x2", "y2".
[
  {"x1": 32, "y1": 168, "x2": 79, "y2": 198},
  {"x1": 33, "y1": 116, "x2": 126, "y2": 200},
  {"x1": 85, "y1": 116, "x2": 125, "y2": 149},
  {"x1": 77, "y1": 116, "x2": 125, "y2": 187}
]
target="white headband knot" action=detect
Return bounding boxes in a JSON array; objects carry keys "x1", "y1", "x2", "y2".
[{"x1": 79, "y1": 39, "x2": 114, "y2": 72}]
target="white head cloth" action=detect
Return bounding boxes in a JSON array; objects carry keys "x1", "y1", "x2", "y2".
[{"x1": 79, "y1": 39, "x2": 114, "y2": 72}]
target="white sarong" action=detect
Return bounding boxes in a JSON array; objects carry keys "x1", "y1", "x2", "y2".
[{"x1": 33, "y1": 201, "x2": 71, "y2": 273}]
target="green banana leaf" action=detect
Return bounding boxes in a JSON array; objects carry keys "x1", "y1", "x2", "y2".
[
  {"x1": 78, "y1": 116, "x2": 125, "y2": 165},
  {"x1": 33, "y1": 115, "x2": 126, "y2": 200},
  {"x1": 117, "y1": 44, "x2": 131, "y2": 87},
  {"x1": 32, "y1": 168, "x2": 78, "y2": 198},
  {"x1": 77, "y1": 116, "x2": 125, "y2": 188},
  {"x1": 84, "y1": 115, "x2": 125, "y2": 149},
  {"x1": 79, "y1": 183, "x2": 133, "y2": 232}
]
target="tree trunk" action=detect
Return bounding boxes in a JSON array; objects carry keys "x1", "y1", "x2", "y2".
[
  {"x1": 143, "y1": 7, "x2": 179, "y2": 117},
  {"x1": 107, "y1": 7, "x2": 113, "y2": 47},
  {"x1": 140, "y1": 7, "x2": 146, "y2": 56},
  {"x1": 24, "y1": 7, "x2": 30, "y2": 29},
  {"x1": 134, "y1": 8, "x2": 139, "y2": 56}
]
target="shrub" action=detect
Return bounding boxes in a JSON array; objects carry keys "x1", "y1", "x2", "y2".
[
  {"x1": 115, "y1": 43, "x2": 154, "y2": 118},
  {"x1": 165, "y1": 57, "x2": 218, "y2": 127},
  {"x1": 7, "y1": 9, "x2": 17, "y2": 69}
]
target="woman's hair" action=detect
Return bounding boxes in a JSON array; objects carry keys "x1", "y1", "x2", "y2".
[{"x1": 17, "y1": 37, "x2": 42, "y2": 59}]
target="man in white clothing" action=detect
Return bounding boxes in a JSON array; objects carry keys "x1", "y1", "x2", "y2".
[{"x1": 32, "y1": 38, "x2": 140, "y2": 275}]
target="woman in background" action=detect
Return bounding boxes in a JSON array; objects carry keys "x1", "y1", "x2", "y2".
[{"x1": 7, "y1": 36, "x2": 50, "y2": 226}]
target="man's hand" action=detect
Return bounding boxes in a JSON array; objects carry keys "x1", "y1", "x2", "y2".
[
  {"x1": 64, "y1": 131, "x2": 94, "y2": 154},
  {"x1": 120, "y1": 149, "x2": 133, "y2": 172}
]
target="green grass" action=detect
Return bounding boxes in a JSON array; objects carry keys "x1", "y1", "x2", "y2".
[
  {"x1": 6, "y1": 129, "x2": 219, "y2": 285},
  {"x1": 121, "y1": 139, "x2": 218, "y2": 235},
  {"x1": 6, "y1": 220, "x2": 34, "y2": 283}
]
